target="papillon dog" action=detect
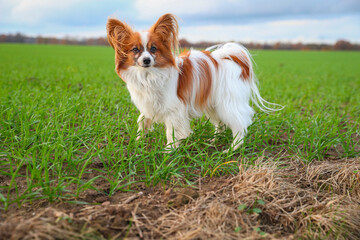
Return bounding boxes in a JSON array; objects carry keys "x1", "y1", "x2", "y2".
[{"x1": 107, "y1": 14, "x2": 280, "y2": 151}]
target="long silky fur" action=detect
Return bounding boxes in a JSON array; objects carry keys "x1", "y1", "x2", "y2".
[{"x1": 206, "y1": 43, "x2": 283, "y2": 113}]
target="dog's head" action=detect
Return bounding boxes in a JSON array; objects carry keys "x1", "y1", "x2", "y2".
[{"x1": 107, "y1": 14, "x2": 178, "y2": 75}]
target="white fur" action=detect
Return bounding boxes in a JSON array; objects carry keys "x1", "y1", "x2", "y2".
[
  {"x1": 137, "y1": 31, "x2": 154, "y2": 67},
  {"x1": 139, "y1": 31, "x2": 149, "y2": 50},
  {"x1": 120, "y1": 42, "x2": 281, "y2": 150}
]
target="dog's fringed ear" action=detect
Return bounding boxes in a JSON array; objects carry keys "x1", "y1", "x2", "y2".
[
  {"x1": 150, "y1": 14, "x2": 179, "y2": 54},
  {"x1": 106, "y1": 18, "x2": 133, "y2": 49},
  {"x1": 107, "y1": 18, "x2": 134, "y2": 77}
]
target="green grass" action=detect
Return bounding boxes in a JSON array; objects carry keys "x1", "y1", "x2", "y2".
[{"x1": 0, "y1": 44, "x2": 359, "y2": 210}]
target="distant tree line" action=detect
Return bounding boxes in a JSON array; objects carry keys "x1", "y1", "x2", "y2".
[
  {"x1": 0, "y1": 33, "x2": 108, "y2": 46},
  {"x1": 1, "y1": 33, "x2": 359, "y2": 51},
  {"x1": 179, "y1": 38, "x2": 360, "y2": 51}
]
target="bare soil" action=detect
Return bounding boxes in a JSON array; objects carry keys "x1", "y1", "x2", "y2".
[{"x1": 1, "y1": 158, "x2": 360, "y2": 240}]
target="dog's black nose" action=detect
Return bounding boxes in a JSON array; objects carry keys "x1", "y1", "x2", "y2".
[{"x1": 143, "y1": 58, "x2": 151, "y2": 65}]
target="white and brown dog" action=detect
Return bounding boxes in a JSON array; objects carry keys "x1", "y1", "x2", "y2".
[{"x1": 107, "y1": 14, "x2": 280, "y2": 150}]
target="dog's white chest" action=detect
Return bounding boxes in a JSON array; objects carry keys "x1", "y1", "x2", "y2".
[
  {"x1": 121, "y1": 67, "x2": 178, "y2": 121},
  {"x1": 127, "y1": 83, "x2": 165, "y2": 119}
]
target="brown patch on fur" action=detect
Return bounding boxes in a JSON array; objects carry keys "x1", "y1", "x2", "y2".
[
  {"x1": 202, "y1": 51, "x2": 218, "y2": 69},
  {"x1": 177, "y1": 51, "x2": 193, "y2": 105},
  {"x1": 195, "y1": 57, "x2": 212, "y2": 108},
  {"x1": 225, "y1": 55, "x2": 250, "y2": 81},
  {"x1": 177, "y1": 51, "x2": 213, "y2": 109}
]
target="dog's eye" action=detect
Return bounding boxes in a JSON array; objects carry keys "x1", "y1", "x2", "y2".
[
  {"x1": 132, "y1": 47, "x2": 140, "y2": 53},
  {"x1": 150, "y1": 46, "x2": 157, "y2": 53}
]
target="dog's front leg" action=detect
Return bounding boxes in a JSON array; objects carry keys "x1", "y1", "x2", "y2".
[
  {"x1": 164, "y1": 116, "x2": 191, "y2": 150},
  {"x1": 136, "y1": 113, "x2": 152, "y2": 140}
]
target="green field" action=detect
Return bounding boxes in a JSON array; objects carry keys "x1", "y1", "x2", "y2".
[{"x1": 0, "y1": 44, "x2": 359, "y2": 238}]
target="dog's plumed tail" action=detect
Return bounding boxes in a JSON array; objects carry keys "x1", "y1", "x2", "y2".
[{"x1": 206, "y1": 43, "x2": 283, "y2": 113}]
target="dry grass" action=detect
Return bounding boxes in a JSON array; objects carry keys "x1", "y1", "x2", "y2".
[
  {"x1": 305, "y1": 158, "x2": 360, "y2": 198},
  {"x1": 1, "y1": 158, "x2": 360, "y2": 240}
]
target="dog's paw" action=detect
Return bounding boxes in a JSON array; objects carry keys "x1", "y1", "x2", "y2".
[
  {"x1": 163, "y1": 141, "x2": 180, "y2": 152},
  {"x1": 163, "y1": 146, "x2": 175, "y2": 153}
]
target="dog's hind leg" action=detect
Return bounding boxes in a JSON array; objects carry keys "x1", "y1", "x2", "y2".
[
  {"x1": 216, "y1": 103, "x2": 254, "y2": 151},
  {"x1": 205, "y1": 109, "x2": 225, "y2": 143}
]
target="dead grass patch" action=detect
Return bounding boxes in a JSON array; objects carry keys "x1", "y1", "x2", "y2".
[
  {"x1": 304, "y1": 158, "x2": 360, "y2": 198},
  {"x1": 1, "y1": 158, "x2": 360, "y2": 239}
]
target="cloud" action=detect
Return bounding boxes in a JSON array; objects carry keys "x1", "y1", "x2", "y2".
[
  {"x1": 0, "y1": 0, "x2": 135, "y2": 27},
  {"x1": 179, "y1": 15, "x2": 360, "y2": 43},
  {"x1": 0, "y1": 0, "x2": 80, "y2": 25},
  {"x1": 134, "y1": 0, "x2": 219, "y2": 20},
  {"x1": 0, "y1": 0, "x2": 359, "y2": 43},
  {"x1": 134, "y1": 0, "x2": 360, "y2": 25}
]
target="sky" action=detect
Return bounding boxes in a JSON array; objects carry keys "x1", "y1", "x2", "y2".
[{"x1": 0, "y1": 0, "x2": 359, "y2": 44}]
